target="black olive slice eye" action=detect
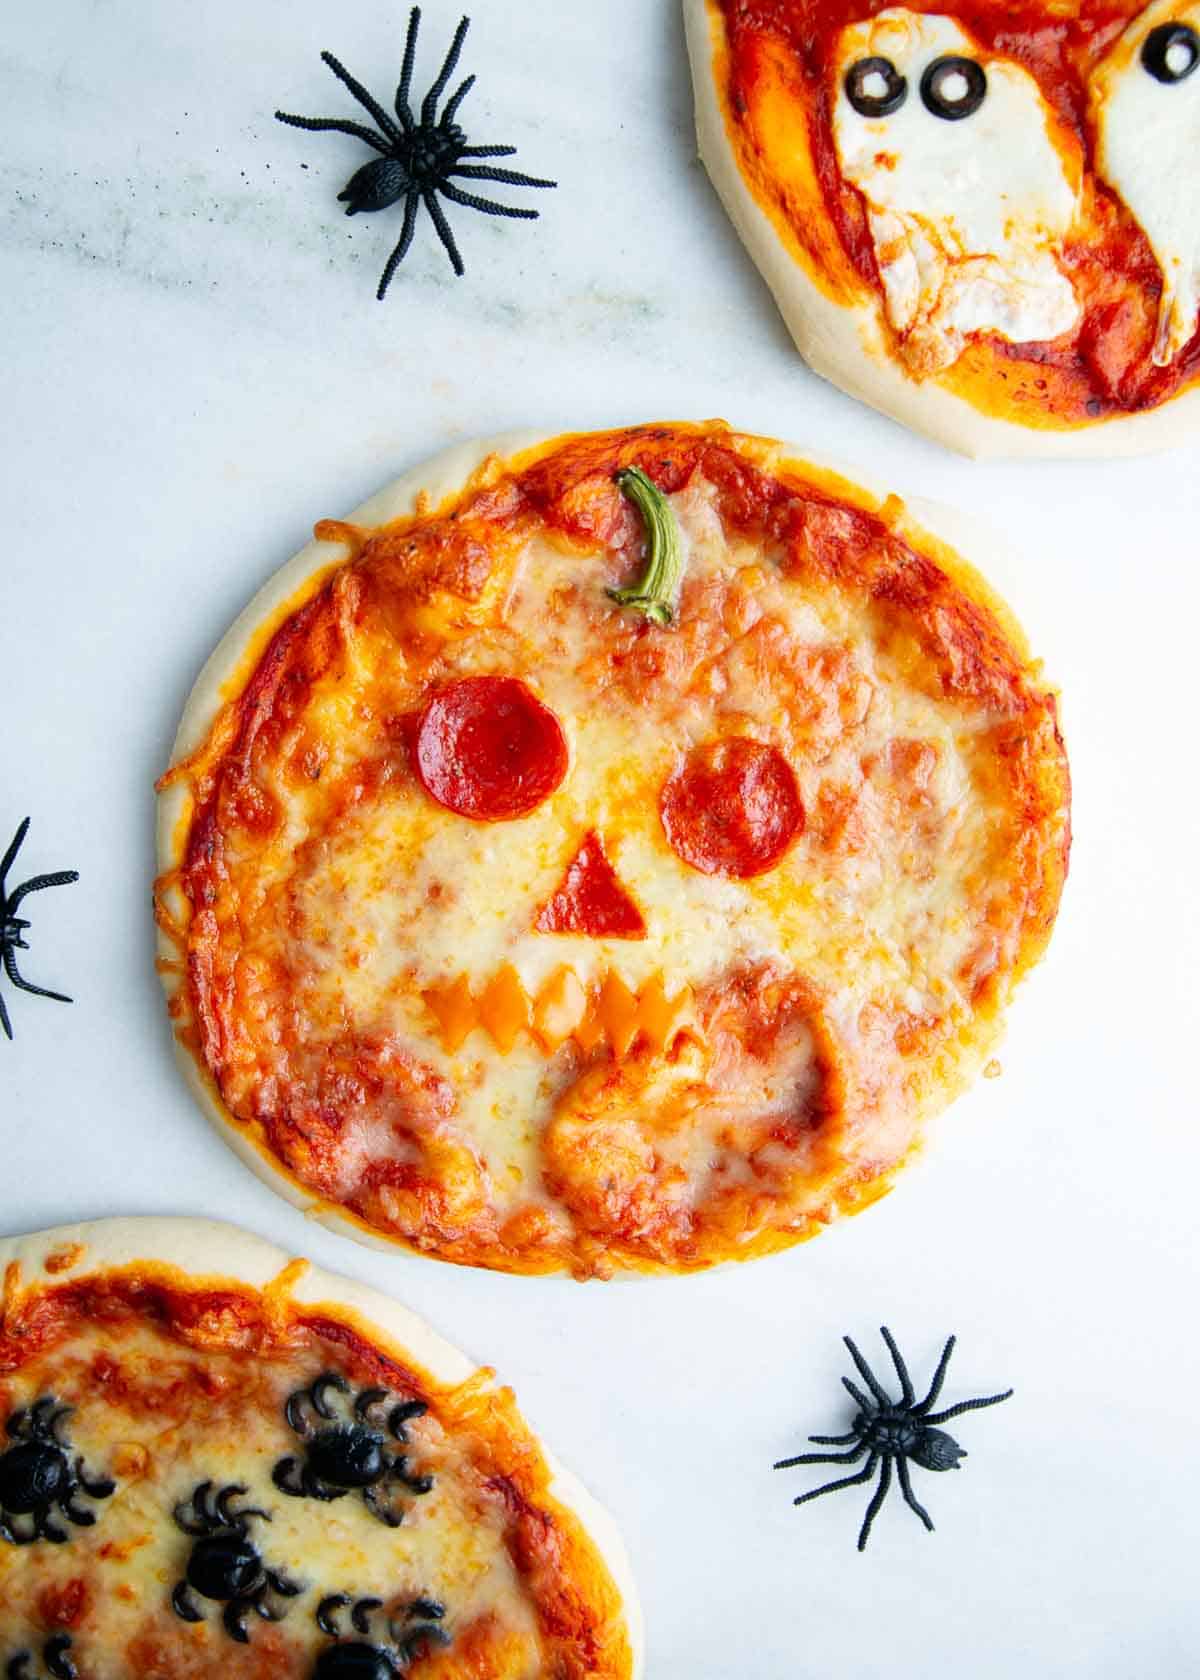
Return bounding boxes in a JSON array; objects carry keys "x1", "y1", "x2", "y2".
[
  {"x1": 920, "y1": 55, "x2": 988, "y2": 120},
  {"x1": 845, "y1": 56, "x2": 908, "y2": 117},
  {"x1": 1141, "y1": 21, "x2": 1200, "y2": 83}
]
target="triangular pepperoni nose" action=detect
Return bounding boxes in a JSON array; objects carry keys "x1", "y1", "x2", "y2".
[{"x1": 534, "y1": 832, "x2": 646, "y2": 939}]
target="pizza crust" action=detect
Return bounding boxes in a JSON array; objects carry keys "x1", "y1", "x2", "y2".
[
  {"x1": 682, "y1": 0, "x2": 1200, "y2": 459},
  {"x1": 0, "y1": 1215, "x2": 645, "y2": 1677},
  {"x1": 155, "y1": 423, "x2": 1047, "y2": 1273}
]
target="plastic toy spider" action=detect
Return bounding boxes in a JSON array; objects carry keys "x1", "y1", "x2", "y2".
[
  {"x1": 6, "y1": 1638, "x2": 76, "y2": 1680},
  {"x1": 774, "y1": 1328, "x2": 1013, "y2": 1552},
  {"x1": 171, "y1": 1480, "x2": 302, "y2": 1642},
  {"x1": 0, "y1": 1397, "x2": 114, "y2": 1546},
  {"x1": 315, "y1": 1593, "x2": 450, "y2": 1680},
  {"x1": 275, "y1": 7, "x2": 556, "y2": 298},
  {"x1": 273, "y1": 1372, "x2": 434, "y2": 1527},
  {"x1": 0, "y1": 818, "x2": 78, "y2": 1042}
]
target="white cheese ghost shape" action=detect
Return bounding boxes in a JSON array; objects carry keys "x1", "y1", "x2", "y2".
[
  {"x1": 1090, "y1": 0, "x2": 1200, "y2": 366},
  {"x1": 832, "y1": 10, "x2": 1082, "y2": 377}
]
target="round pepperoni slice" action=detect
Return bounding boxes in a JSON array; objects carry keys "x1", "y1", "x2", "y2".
[
  {"x1": 414, "y1": 676, "x2": 568, "y2": 821},
  {"x1": 660, "y1": 738, "x2": 803, "y2": 878}
]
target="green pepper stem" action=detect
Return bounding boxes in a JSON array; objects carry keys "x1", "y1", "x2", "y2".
[{"x1": 607, "y1": 467, "x2": 683, "y2": 627}]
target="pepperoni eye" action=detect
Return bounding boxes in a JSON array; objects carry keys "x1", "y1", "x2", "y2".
[
  {"x1": 413, "y1": 676, "x2": 569, "y2": 822},
  {"x1": 1141, "y1": 21, "x2": 1200, "y2": 83},
  {"x1": 660, "y1": 739, "x2": 804, "y2": 880},
  {"x1": 845, "y1": 55, "x2": 908, "y2": 117},
  {"x1": 920, "y1": 55, "x2": 988, "y2": 119}
]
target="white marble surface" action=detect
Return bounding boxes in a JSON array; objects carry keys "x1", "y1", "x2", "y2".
[{"x1": 3, "y1": 2, "x2": 1199, "y2": 1674}]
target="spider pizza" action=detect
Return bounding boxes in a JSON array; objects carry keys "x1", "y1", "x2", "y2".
[
  {"x1": 155, "y1": 423, "x2": 1071, "y2": 1278},
  {"x1": 0, "y1": 1219, "x2": 641, "y2": 1678},
  {"x1": 684, "y1": 0, "x2": 1200, "y2": 455}
]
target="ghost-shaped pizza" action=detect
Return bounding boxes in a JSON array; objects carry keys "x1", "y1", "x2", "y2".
[
  {"x1": 684, "y1": 0, "x2": 1200, "y2": 455},
  {"x1": 156, "y1": 424, "x2": 1070, "y2": 1278},
  {"x1": 0, "y1": 1218, "x2": 641, "y2": 1677}
]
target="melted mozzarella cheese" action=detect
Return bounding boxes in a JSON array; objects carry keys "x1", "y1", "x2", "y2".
[
  {"x1": 1091, "y1": 0, "x2": 1200, "y2": 365},
  {"x1": 832, "y1": 9, "x2": 1081, "y2": 375}
]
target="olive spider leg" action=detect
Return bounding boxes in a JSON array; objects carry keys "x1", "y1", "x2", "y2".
[
  {"x1": 320, "y1": 52, "x2": 402, "y2": 144},
  {"x1": 879, "y1": 1326, "x2": 914, "y2": 1406},
  {"x1": 377, "y1": 194, "x2": 420, "y2": 299},
  {"x1": 856, "y1": 1456, "x2": 892, "y2": 1551},
  {"x1": 843, "y1": 1335, "x2": 892, "y2": 1406},
  {"x1": 774, "y1": 1440, "x2": 868, "y2": 1470},
  {"x1": 351, "y1": 1597, "x2": 384, "y2": 1633},
  {"x1": 437, "y1": 182, "x2": 541, "y2": 221},
  {"x1": 924, "y1": 1389, "x2": 1014, "y2": 1425},
  {"x1": 273, "y1": 113, "x2": 391, "y2": 154},
  {"x1": 421, "y1": 16, "x2": 470, "y2": 126},
  {"x1": 451, "y1": 164, "x2": 557, "y2": 189},
  {"x1": 912, "y1": 1335, "x2": 957, "y2": 1415},
  {"x1": 895, "y1": 1455, "x2": 934, "y2": 1532},
  {"x1": 788, "y1": 1451, "x2": 878, "y2": 1509},
  {"x1": 422, "y1": 191, "x2": 465, "y2": 274}
]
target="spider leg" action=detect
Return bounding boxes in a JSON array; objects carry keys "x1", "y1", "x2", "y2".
[
  {"x1": 320, "y1": 52, "x2": 402, "y2": 143},
  {"x1": 175, "y1": 1481, "x2": 214, "y2": 1535},
  {"x1": 172, "y1": 1580, "x2": 204, "y2": 1622},
  {"x1": 317, "y1": 1594, "x2": 350, "y2": 1636},
  {"x1": 397, "y1": 1628, "x2": 452, "y2": 1664},
  {"x1": 790, "y1": 1452, "x2": 878, "y2": 1508},
  {"x1": 40, "y1": 1509, "x2": 69, "y2": 1544},
  {"x1": 6, "y1": 1656, "x2": 31, "y2": 1680},
  {"x1": 43, "y1": 1637, "x2": 76, "y2": 1680},
  {"x1": 841, "y1": 1376, "x2": 873, "y2": 1412},
  {"x1": 896, "y1": 1455, "x2": 934, "y2": 1532},
  {"x1": 362, "y1": 1482, "x2": 404, "y2": 1527},
  {"x1": 272, "y1": 1456, "x2": 306, "y2": 1497},
  {"x1": 0, "y1": 988, "x2": 12, "y2": 1042},
  {"x1": 421, "y1": 16, "x2": 470, "y2": 127},
  {"x1": 0, "y1": 819, "x2": 31, "y2": 896},
  {"x1": 58, "y1": 1497, "x2": 95, "y2": 1527},
  {"x1": 223, "y1": 1598, "x2": 252, "y2": 1644},
  {"x1": 775, "y1": 1442, "x2": 867, "y2": 1470},
  {"x1": 352, "y1": 1597, "x2": 384, "y2": 1634},
  {"x1": 6, "y1": 871, "x2": 80, "y2": 913},
  {"x1": 274, "y1": 112, "x2": 391, "y2": 154},
  {"x1": 268, "y1": 1569, "x2": 303, "y2": 1600},
  {"x1": 388, "y1": 1399, "x2": 428, "y2": 1442},
  {"x1": 450, "y1": 164, "x2": 556, "y2": 189},
  {"x1": 353, "y1": 1386, "x2": 391, "y2": 1423},
  {"x1": 423, "y1": 190, "x2": 465, "y2": 275},
  {"x1": 48, "y1": 1406, "x2": 74, "y2": 1444},
  {"x1": 285, "y1": 1389, "x2": 315, "y2": 1438},
  {"x1": 808, "y1": 1432, "x2": 859, "y2": 1446},
  {"x1": 437, "y1": 182, "x2": 540, "y2": 221},
  {"x1": 405, "y1": 1598, "x2": 446, "y2": 1623},
  {"x1": 5, "y1": 1406, "x2": 28, "y2": 1439},
  {"x1": 459, "y1": 144, "x2": 518, "y2": 158},
  {"x1": 879, "y1": 1327, "x2": 914, "y2": 1407},
  {"x1": 30, "y1": 1398, "x2": 58, "y2": 1433},
  {"x1": 3, "y1": 946, "x2": 72, "y2": 1005},
  {"x1": 310, "y1": 1372, "x2": 349, "y2": 1420},
  {"x1": 0, "y1": 1512, "x2": 36, "y2": 1544},
  {"x1": 76, "y1": 1459, "x2": 115, "y2": 1500},
  {"x1": 301, "y1": 1464, "x2": 348, "y2": 1502},
  {"x1": 923, "y1": 1389, "x2": 1013, "y2": 1426},
  {"x1": 440, "y1": 73, "x2": 476, "y2": 125},
  {"x1": 856, "y1": 1455, "x2": 893, "y2": 1552},
  {"x1": 395, "y1": 6, "x2": 421, "y2": 129},
  {"x1": 843, "y1": 1335, "x2": 892, "y2": 1407},
  {"x1": 913, "y1": 1335, "x2": 957, "y2": 1415}
]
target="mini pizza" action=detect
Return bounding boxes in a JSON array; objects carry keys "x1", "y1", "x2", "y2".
[
  {"x1": 684, "y1": 0, "x2": 1200, "y2": 455},
  {"x1": 155, "y1": 424, "x2": 1071, "y2": 1278},
  {"x1": 0, "y1": 1218, "x2": 641, "y2": 1678}
]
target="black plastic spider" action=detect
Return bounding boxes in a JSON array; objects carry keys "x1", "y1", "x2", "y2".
[
  {"x1": 275, "y1": 7, "x2": 556, "y2": 298},
  {"x1": 171, "y1": 1480, "x2": 302, "y2": 1643},
  {"x1": 0, "y1": 818, "x2": 79, "y2": 1042},
  {"x1": 315, "y1": 1593, "x2": 450, "y2": 1680},
  {"x1": 273, "y1": 1372, "x2": 433, "y2": 1527},
  {"x1": 774, "y1": 1328, "x2": 1013, "y2": 1552},
  {"x1": 5, "y1": 1638, "x2": 76, "y2": 1680},
  {"x1": 0, "y1": 1397, "x2": 115, "y2": 1546}
]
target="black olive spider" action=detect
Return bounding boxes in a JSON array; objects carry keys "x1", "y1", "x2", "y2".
[
  {"x1": 5, "y1": 1638, "x2": 76, "y2": 1680},
  {"x1": 0, "y1": 1397, "x2": 115, "y2": 1546},
  {"x1": 273, "y1": 1372, "x2": 434, "y2": 1527},
  {"x1": 275, "y1": 7, "x2": 556, "y2": 298},
  {"x1": 0, "y1": 818, "x2": 79, "y2": 1042},
  {"x1": 315, "y1": 1593, "x2": 451, "y2": 1680},
  {"x1": 774, "y1": 1328, "x2": 1012, "y2": 1552},
  {"x1": 171, "y1": 1479, "x2": 302, "y2": 1643}
]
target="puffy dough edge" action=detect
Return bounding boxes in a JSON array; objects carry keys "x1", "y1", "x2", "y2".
[
  {"x1": 0, "y1": 1214, "x2": 646, "y2": 1679},
  {"x1": 682, "y1": 0, "x2": 1200, "y2": 460},
  {"x1": 154, "y1": 421, "x2": 1058, "y2": 1276}
]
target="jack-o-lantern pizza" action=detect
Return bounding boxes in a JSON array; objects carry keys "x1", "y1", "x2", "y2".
[
  {"x1": 684, "y1": 0, "x2": 1200, "y2": 455},
  {"x1": 0, "y1": 1219, "x2": 641, "y2": 1679},
  {"x1": 155, "y1": 423, "x2": 1071, "y2": 1279}
]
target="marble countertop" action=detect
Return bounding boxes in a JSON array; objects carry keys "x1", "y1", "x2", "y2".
[{"x1": 3, "y1": 1, "x2": 1198, "y2": 1673}]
